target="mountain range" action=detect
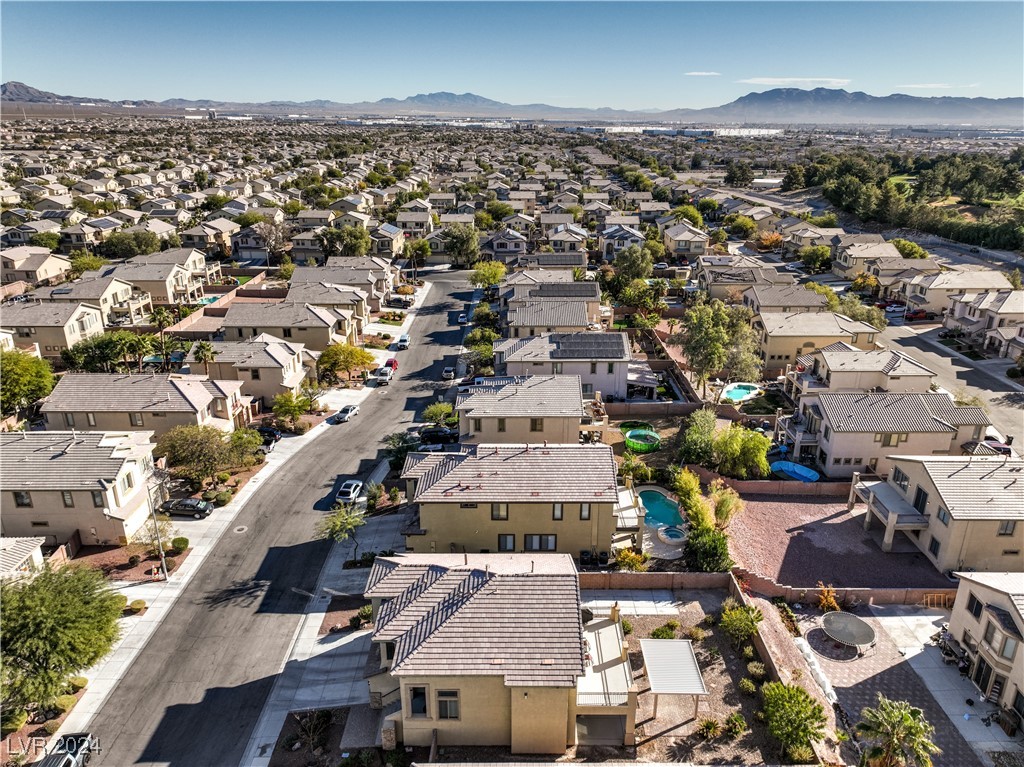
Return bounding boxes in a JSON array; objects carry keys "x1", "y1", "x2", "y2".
[{"x1": 3, "y1": 82, "x2": 1022, "y2": 126}]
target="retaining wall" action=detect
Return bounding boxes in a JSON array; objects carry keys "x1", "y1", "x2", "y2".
[{"x1": 683, "y1": 464, "x2": 850, "y2": 497}]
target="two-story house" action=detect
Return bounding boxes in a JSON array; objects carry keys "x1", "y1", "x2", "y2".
[
  {"x1": 898, "y1": 270, "x2": 1013, "y2": 314},
  {"x1": 41, "y1": 373, "x2": 251, "y2": 436},
  {"x1": 99, "y1": 261, "x2": 201, "y2": 305},
  {"x1": 831, "y1": 242, "x2": 902, "y2": 278},
  {"x1": 133, "y1": 247, "x2": 223, "y2": 287},
  {"x1": 455, "y1": 375, "x2": 590, "y2": 443},
  {"x1": 597, "y1": 225, "x2": 644, "y2": 260},
  {"x1": 0, "y1": 246, "x2": 71, "y2": 285},
  {"x1": 36, "y1": 272, "x2": 153, "y2": 327},
  {"x1": 752, "y1": 312, "x2": 881, "y2": 377},
  {"x1": 782, "y1": 343, "x2": 935, "y2": 404},
  {"x1": 220, "y1": 301, "x2": 357, "y2": 350},
  {"x1": 742, "y1": 285, "x2": 830, "y2": 315},
  {"x1": 0, "y1": 301, "x2": 104, "y2": 361},
  {"x1": 944, "y1": 290, "x2": 1024, "y2": 358},
  {"x1": 285, "y1": 282, "x2": 370, "y2": 336},
  {"x1": 662, "y1": 222, "x2": 710, "y2": 261}
]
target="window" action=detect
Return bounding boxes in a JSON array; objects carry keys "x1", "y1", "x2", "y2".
[
  {"x1": 130, "y1": 412, "x2": 144, "y2": 427},
  {"x1": 891, "y1": 466, "x2": 910, "y2": 492},
  {"x1": 998, "y1": 520, "x2": 1017, "y2": 537},
  {"x1": 63, "y1": 412, "x2": 75, "y2": 428},
  {"x1": 582, "y1": 383, "x2": 593, "y2": 396},
  {"x1": 553, "y1": 503, "x2": 563, "y2": 520},
  {"x1": 1013, "y1": 689, "x2": 1024, "y2": 720},
  {"x1": 121, "y1": 473, "x2": 134, "y2": 495},
  {"x1": 13, "y1": 491, "x2": 31, "y2": 508},
  {"x1": 967, "y1": 593, "x2": 984, "y2": 619},
  {"x1": 984, "y1": 621, "x2": 997, "y2": 646},
  {"x1": 552, "y1": 362, "x2": 563, "y2": 374},
  {"x1": 471, "y1": 418, "x2": 482, "y2": 432},
  {"x1": 498, "y1": 534, "x2": 515, "y2": 552},
  {"x1": 62, "y1": 491, "x2": 74, "y2": 508},
  {"x1": 30, "y1": 521, "x2": 49, "y2": 528},
  {"x1": 912, "y1": 487, "x2": 929, "y2": 514},
  {"x1": 92, "y1": 490, "x2": 105, "y2": 508},
  {"x1": 524, "y1": 534, "x2": 556, "y2": 551},
  {"x1": 437, "y1": 690, "x2": 460, "y2": 720},
  {"x1": 881, "y1": 433, "x2": 900, "y2": 447},
  {"x1": 491, "y1": 503, "x2": 508, "y2": 520},
  {"x1": 250, "y1": 368, "x2": 261, "y2": 380},
  {"x1": 530, "y1": 418, "x2": 544, "y2": 432},
  {"x1": 283, "y1": 328, "x2": 293, "y2": 338},
  {"x1": 823, "y1": 425, "x2": 831, "y2": 441},
  {"x1": 497, "y1": 418, "x2": 506, "y2": 433},
  {"x1": 580, "y1": 503, "x2": 591, "y2": 520},
  {"x1": 927, "y1": 536, "x2": 940, "y2": 558},
  {"x1": 833, "y1": 457, "x2": 842, "y2": 465},
  {"x1": 590, "y1": 362, "x2": 597, "y2": 374},
  {"x1": 86, "y1": 412, "x2": 96, "y2": 427},
  {"x1": 409, "y1": 686, "x2": 427, "y2": 717},
  {"x1": 459, "y1": 503, "x2": 478, "y2": 509},
  {"x1": 1000, "y1": 636, "x2": 1018, "y2": 661},
  {"x1": 936, "y1": 507, "x2": 950, "y2": 526},
  {"x1": 607, "y1": 363, "x2": 614, "y2": 374}
]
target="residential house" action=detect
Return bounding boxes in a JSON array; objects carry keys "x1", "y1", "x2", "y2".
[
  {"x1": 0, "y1": 537, "x2": 46, "y2": 581},
  {"x1": 0, "y1": 301, "x2": 104, "y2": 361},
  {"x1": 753, "y1": 311, "x2": 881, "y2": 377},
  {"x1": 487, "y1": 229, "x2": 528, "y2": 257},
  {"x1": 830, "y1": 233, "x2": 887, "y2": 264},
  {"x1": 662, "y1": 222, "x2": 710, "y2": 260},
  {"x1": 220, "y1": 301, "x2": 357, "y2": 349},
  {"x1": 501, "y1": 252, "x2": 587, "y2": 272},
  {"x1": 945, "y1": 572, "x2": 1024, "y2": 714},
  {"x1": 5, "y1": 219, "x2": 62, "y2": 247},
  {"x1": 506, "y1": 302, "x2": 591, "y2": 337},
  {"x1": 831, "y1": 242, "x2": 902, "y2": 278},
  {"x1": 369, "y1": 223, "x2": 405, "y2": 257},
  {"x1": 133, "y1": 247, "x2": 223, "y2": 286},
  {"x1": 899, "y1": 270, "x2": 1014, "y2": 314},
  {"x1": 944, "y1": 290, "x2": 1024, "y2": 357},
  {"x1": 787, "y1": 392, "x2": 991, "y2": 478},
  {"x1": 364, "y1": 553, "x2": 636, "y2": 751},
  {"x1": 99, "y1": 261, "x2": 201, "y2": 305},
  {"x1": 181, "y1": 219, "x2": 240, "y2": 258},
  {"x1": 0, "y1": 430, "x2": 163, "y2": 546},
  {"x1": 0, "y1": 246, "x2": 71, "y2": 285},
  {"x1": 866, "y1": 257, "x2": 943, "y2": 300},
  {"x1": 36, "y1": 272, "x2": 153, "y2": 326},
  {"x1": 289, "y1": 229, "x2": 325, "y2": 265},
  {"x1": 782, "y1": 343, "x2": 936, "y2": 404},
  {"x1": 597, "y1": 225, "x2": 644, "y2": 260},
  {"x1": 41, "y1": 373, "x2": 250, "y2": 436},
  {"x1": 547, "y1": 224, "x2": 588, "y2": 255},
  {"x1": 294, "y1": 210, "x2": 337, "y2": 228},
  {"x1": 742, "y1": 285, "x2": 830, "y2": 315},
  {"x1": 695, "y1": 258, "x2": 796, "y2": 301},
  {"x1": 396, "y1": 210, "x2": 434, "y2": 238},
  {"x1": 849, "y1": 458, "x2": 1022, "y2": 572},
  {"x1": 184, "y1": 333, "x2": 315, "y2": 409},
  {"x1": 285, "y1": 281, "x2": 370, "y2": 334},
  {"x1": 402, "y1": 443, "x2": 632, "y2": 560}
]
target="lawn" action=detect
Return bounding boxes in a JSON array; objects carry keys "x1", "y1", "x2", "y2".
[
  {"x1": 738, "y1": 389, "x2": 791, "y2": 416},
  {"x1": 887, "y1": 174, "x2": 917, "y2": 185}
]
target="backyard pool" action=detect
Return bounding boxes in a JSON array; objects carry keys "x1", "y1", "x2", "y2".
[
  {"x1": 640, "y1": 489, "x2": 682, "y2": 527},
  {"x1": 721, "y1": 382, "x2": 762, "y2": 403}
]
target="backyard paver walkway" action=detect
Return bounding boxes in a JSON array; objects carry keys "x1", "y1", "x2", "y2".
[{"x1": 581, "y1": 589, "x2": 678, "y2": 616}]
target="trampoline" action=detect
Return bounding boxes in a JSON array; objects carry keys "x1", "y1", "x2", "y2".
[{"x1": 822, "y1": 611, "x2": 876, "y2": 655}]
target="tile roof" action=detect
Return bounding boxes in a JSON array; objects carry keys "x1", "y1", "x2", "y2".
[
  {"x1": 0, "y1": 537, "x2": 46, "y2": 577},
  {"x1": 0, "y1": 430, "x2": 155, "y2": 490},
  {"x1": 507, "y1": 282, "x2": 601, "y2": 302},
  {"x1": 41, "y1": 373, "x2": 242, "y2": 414},
  {"x1": 745, "y1": 285, "x2": 830, "y2": 309},
  {"x1": 222, "y1": 301, "x2": 349, "y2": 328},
  {"x1": 184, "y1": 333, "x2": 304, "y2": 369},
  {"x1": 818, "y1": 349, "x2": 935, "y2": 377},
  {"x1": 816, "y1": 392, "x2": 990, "y2": 433},
  {"x1": 504, "y1": 270, "x2": 574, "y2": 286},
  {"x1": 757, "y1": 311, "x2": 878, "y2": 337},
  {"x1": 403, "y1": 443, "x2": 618, "y2": 504},
  {"x1": 455, "y1": 375, "x2": 584, "y2": 419},
  {"x1": 506, "y1": 301, "x2": 589, "y2": 328},
  {"x1": 1, "y1": 301, "x2": 100, "y2": 326},
  {"x1": 891, "y1": 457, "x2": 1024, "y2": 521},
  {"x1": 365, "y1": 554, "x2": 584, "y2": 687}
]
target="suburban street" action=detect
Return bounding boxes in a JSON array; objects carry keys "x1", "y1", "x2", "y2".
[{"x1": 87, "y1": 272, "x2": 471, "y2": 767}]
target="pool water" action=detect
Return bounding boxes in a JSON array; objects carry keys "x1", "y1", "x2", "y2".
[
  {"x1": 721, "y1": 382, "x2": 761, "y2": 403},
  {"x1": 640, "y1": 490, "x2": 682, "y2": 527}
]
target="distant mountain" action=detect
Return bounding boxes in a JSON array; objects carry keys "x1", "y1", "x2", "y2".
[{"x1": 3, "y1": 82, "x2": 1022, "y2": 126}]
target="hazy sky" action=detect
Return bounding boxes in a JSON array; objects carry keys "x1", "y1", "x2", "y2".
[{"x1": 3, "y1": 2, "x2": 1022, "y2": 110}]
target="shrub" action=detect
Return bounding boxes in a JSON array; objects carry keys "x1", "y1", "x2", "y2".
[
  {"x1": 706, "y1": 646, "x2": 722, "y2": 660},
  {"x1": 216, "y1": 472, "x2": 231, "y2": 484},
  {"x1": 702, "y1": 612, "x2": 717, "y2": 626},
  {"x1": 621, "y1": 619, "x2": 633, "y2": 636},
  {"x1": 202, "y1": 490, "x2": 217, "y2": 502},
  {"x1": 817, "y1": 581, "x2": 840, "y2": 613},
  {"x1": 773, "y1": 599, "x2": 802, "y2": 637},
  {"x1": 761, "y1": 682, "x2": 827, "y2": 753},
  {"x1": 615, "y1": 549, "x2": 649, "y2": 572},
  {"x1": 214, "y1": 491, "x2": 233, "y2": 507},
  {"x1": 380, "y1": 333, "x2": 391, "y2": 340},
  {"x1": 129, "y1": 599, "x2": 146, "y2": 613},
  {"x1": 650, "y1": 624, "x2": 676, "y2": 640},
  {"x1": 1, "y1": 709, "x2": 28, "y2": 736},
  {"x1": 685, "y1": 526, "x2": 734, "y2": 572},
  {"x1": 725, "y1": 712, "x2": 747, "y2": 738},
  {"x1": 388, "y1": 486, "x2": 401, "y2": 504},
  {"x1": 114, "y1": 594, "x2": 128, "y2": 611},
  {"x1": 1008, "y1": 367, "x2": 1021, "y2": 379},
  {"x1": 128, "y1": 554, "x2": 141, "y2": 567},
  {"x1": 686, "y1": 626, "x2": 706, "y2": 642},
  {"x1": 349, "y1": 614, "x2": 362, "y2": 629},
  {"x1": 357, "y1": 604, "x2": 373, "y2": 623},
  {"x1": 747, "y1": 661, "x2": 767, "y2": 680},
  {"x1": 721, "y1": 596, "x2": 740, "y2": 612},
  {"x1": 742, "y1": 645, "x2": 757, "y2": 661},
  {"x1": 696, "y1": 718, "x2": 721, "y2": 739},
  {"x1": 739, "y1": 677, "x2": 758, "y2": 695},
  {"x1": 68, "y1": 676, "x2": 88, "y2": 692},
  {"x1": 395, "y1": 284, "x2": 415, "y2": 295},
  {"x1": 171, "y1": 536, "x2": 189, "y2": 554},
  {"x1": 164, "y1": 556, "x2": 176, "y2": 572},
  {"x1": 786, "y1": 744, "x2": 815, "y2": 764},
  {"x1": 54, "y1": 695, "x2": 77, "y2": 714},
  {"x1": 720, "y1": 604, "x2": 764, "y2": 647},
  {"x1": 665, "y1": 619, "x2": 680, "y2": 631},
  {"x1": 43, "y1": 719, "x2": 63, "y2": 736}
]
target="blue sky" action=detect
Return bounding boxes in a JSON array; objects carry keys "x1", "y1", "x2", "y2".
[{"x1": 3, "y1": 2, "x2": 1021, "y2": 110}]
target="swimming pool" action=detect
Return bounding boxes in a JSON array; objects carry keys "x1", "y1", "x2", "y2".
[
  {"x1": 721, "y1": 382, "x2": 762, "y2": 403},
  {"x1": 640, "y1": 489, "x2": 682, "y2": 527}
]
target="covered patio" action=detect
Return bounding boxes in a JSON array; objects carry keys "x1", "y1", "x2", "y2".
[{"x1": 639, "y1": 638, "x2": 708, "y2": 720}]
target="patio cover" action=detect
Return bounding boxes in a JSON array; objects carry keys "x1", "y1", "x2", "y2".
[
  {"x1": 639, "y1": 639, "x2": 707, "y2": 718},
  {"x1": 822, "y1": 611, "x2": 876, "y2": 649}
]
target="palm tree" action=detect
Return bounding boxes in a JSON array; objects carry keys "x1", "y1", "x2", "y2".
[
  {"x1": 856, "y1": 694, "x2": 940, "y2": 767},
  {"x1": 192, "y1": 341, "x2": 218, "y2": 376},
  {"x1": 124, "y1": 334, "x2": 156, "y2": 373},
  {"x1": 149, "y1": 308, "x2": 175, "y2": 371}
]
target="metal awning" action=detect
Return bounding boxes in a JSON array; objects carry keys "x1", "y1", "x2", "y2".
[{"x1": 639, "y1": 639, "x2": 707, "y2": 719}]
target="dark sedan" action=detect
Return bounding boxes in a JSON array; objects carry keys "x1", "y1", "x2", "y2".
[{"x1": 159, "y1": 498, "x2": 213, "y2": 519}]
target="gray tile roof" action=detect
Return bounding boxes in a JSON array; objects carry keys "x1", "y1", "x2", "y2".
[
  {"x1": 757, "y1": 311, "x2": 878, "y2": 337},
  {"x1": 0, "y1": 536, "x2": 46, "y2": 577},
  {"x1": 745, "y1": 285, "x2": 830, "y2": 309},
  {"x1": 504, "y1": 270, "x2": 574, "y2": 286},
  {"x1": 891, "y1": 457, "x2": 1024, "y2": 521},
  {"x1": 455, "y1": 375, "x2": 583, "y2": 419},
  {"x1": 507, "y1": 301, "x2": 589, "y2": 328},
  {"x1": 816, "y1": 392, "x2": 990, "y2": 433},
  {"x1": 0, "y1": 430, "x2": 155, "y2": 490},
  {"x1": 818, "y1": 349, "x2": 935, "y2": 377},
  {"x1": 184, "y1": 333, "x2": 303, "y2": 369},
  {"x1": 222, "y1": 301, "x2": 349, "y2": 329},
  {"x1": 285, "y1": 282, "x2": 368, "y2": 306},
  {"x1": 495, "y1": 332, "x2": 630, "y2": 363},
  {"x1": 403, "y1": 443, "x2": 618, "y2": 504},
  {"x1": 364, "y1": 554, "x2": 584, "y2": 687},
  {"x1": 507, "y1": 282, "x2": 601, "y2": 302},
  {"x1": 0, "y1": 301, "x2": 100, "y2": 326},
  {"x1": 41, "y1": 373, "x2": 242, "y2": 414},
  {"x1": 36, "y1": 274, "x2": 130, "y2": 302}
]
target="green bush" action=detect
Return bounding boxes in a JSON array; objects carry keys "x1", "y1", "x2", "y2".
[
  {"x1": 129, "y1": 599, "x2": 146, "y2": 613},
  {"x1": 720, "y1": 604, "x2": 764, "y2": 647},
  {"x1": 43, "y1": 719, "x2": 63, "y2": 735},
  {"x1": 702, "y1": 612, "x2": 717, "y2": 626},
  {"x1": 747, "y1": 661, "x2": 767, "y2": 680},
  {"x1": 114, "y1": 594, "x2": 128, "y2": 611},
  {"x1": 1007, "y1": 367, "x2": 1021, "y2": 379},
  {"x1": 725, "y1": 712, "x2": 747, "y2": 738},
  {"x1": 164, "y1": 556, "x2": 176, "y2": 572},
  {"x1": 357, "y1": 604, "x2": 373, "y2": 623},
  {"x1": 388, "y1": 486, "x2": 401, "y2": 504},
  {"x1": 739, "y1": 677, "x2": 758, "y2": 695},
  {"x1": 614, "y1": 549, "x2": 649, "y2": 572},
  {"x1": 621, "y1": 619, "x2": 633, "y2": 636},
  {"x1": 761, "y1": 682, "x2": 827, "y2": 754},
  {"x1": 214, "y1": 491, "x2": 232, "y2": 506},
  {"x1": 1, "y1": 709, "x2": 28, "y2": 736},
  {"x1": 696, "y1": 718, "x2": 721, "y2": 739},
  {"x1": 742, "y1": 644, "x2": 757, "y2": 661},
  {"x1": 202, "y1": 490, "x2": 217, "y2": 502},
  {"x1": 686, "y1": 626, "x2": 706, "y2": 642},
  {"x1": 68, "y1": 676, "x2": 88, "y2": 692},
  {"x1": 171, "y1": 536, "x2": 189, "y2": 554},
  {"x1": 216, "y1": 472, "x2": 231, "y2": 484},
  {"x1": 380, "y1": 333, "x2": 392, "y2": 340},
  {"x1": 349, "y1": 614, "x2": 362, "y2": 629},
  {"x1": 685, "y1": 526, "x2": 734, "y2": 572},
  {"x1": 54, "y1": 694, "x2": 77, "y2": 714},
  {"x1": 650, "y1": 625, "x2": 676, "y2": 640},
  {"x1": 786, "y1": 744, "x2": 815, "y2": 764}
]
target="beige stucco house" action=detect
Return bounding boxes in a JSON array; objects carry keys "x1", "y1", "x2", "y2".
[
  {"x1": 1, "y1": 245, "x2": 71, "y2": 285},
  {"x1": 37, "y1": 272, "x2": 153, "y2": 327},
  {"x1": 944, "y1": 290, "x2": 1024, "y2": 358},
  {"x1": 1, "y1": 301, "x2": 104, "y2": 361},
  {"x1": 782, "y1": 343, "x2": 936, "y2": 403},
  {"x1": 898, "y1": 270, "x2": 1013, "y2": 314},
  {"x1": 753, "y1": 311, "x2": 881, "y2": 377},
  {"x1": 220, "y1": 301, "x2": 357, "y2": 350}
]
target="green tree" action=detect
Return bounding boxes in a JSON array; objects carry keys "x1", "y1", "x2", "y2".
[
  {"x1": 678, "y1": 408, "x2": 717, "y2": 466},
  {"x1": 192, "y1": 340, "x2": 218, "y2": 376},
  {"x1": 685, "y1": 526, "x2": 734, "y2": 572},
  {"x1": 485, "y1": 201, "x2": 514, "y2": 221},
  {"x1": 405, "y1": 238, "x2": 431, "y2": 270},
  {"x1": 318, "y1": 343, "x2": 376, "y2": 383},
  {"x1": 1007, "y1": 268, "x2": 1023, "y2": 290},
  {"x1": 233, "y1": 211, "x2": 268, "y2": 228},
  {"x1": 696, "y1": 198, "x2": 720, "y2": 217},
  {"x1": 442, "y1": 223, "x2": 481, "y2": 266},
  {"x1": 228, "y1": 428, "x2": 264, "y2": 467},
  {"x1": 670, "y1": 204, "x2": 703, "y2": 229},
  {"x1": 677, "y1": 301, "x2": 730, "y2": 396},
  {"x1": 68, "y1": 250, "x2": 108, "y2": 278},
  {"x1": 726, "y1": 215, "x2": 757, "y2": 239},
  {"x1": 315, "y1": 503, "x2": 366, "y2": 556},
  {"x1": 613, "y1": 244, "x2": 654, "y2": 284},
  {"x1": 890, "y1": 238, "x2": 930, "y2": 259},
  {"x1": 721, "y1": 323, "x2": 763, "y2": 384},
  {"x1": 781, "y1": 164, "x2": 806, "y2": 192},
  {"x1": 155, "y1": 425, "x2": 229, "y2": 485},
  {"x1": 0, "y1": 349, "x2": 54, "y2": 416},
  {"x1": 384, "y1": 431, "x2": 420, "y2": 469},
  {"x1": 28, "y1": 231, "x2": 61, "y2": 250},
  {"x1": 468, "y1": 260, "x2": 507, "y2": 288},
  {"x1": 272, "y1": 391, "x2": 310, "y2": 426},
  {"x1": 1, "y1": 566, "x2": 123, "y2": 711},
  {"x1": 856, "y1": 693, "x2": 941, "y2": 767},
  {"x1": 465, "y1": 327, "x2": 499, "y2": 346},
  {"x1": 149, "y1": 307, "x2": 177, "y2": 370},
  {"x1": 719, "y1": 603, "x2": 763, "y2": 646},
  {"x1": 474, "y1": 211, "x2": 495, "y2": 231},
  {"x1": 712, "y1": 424, "x2": 771, "y2": 479},
  {"x1": 760, "y1": 682, "x2": 828, "y2": 755},
  {"x1": 282, "y1": 200, "x2": 305, "y2": 217},
  {"x1": 851, "y1": 272, "x2": 880, "y2": 294},
  {"x1": 837, "y1": 295, "x2": 888, "y2": 330},
  {"x1": 423, "y1": 402, "x2": 453, "y2": 425},
  {"x1": 100, "y1": 230, "x2": 160, "y2": 259},
  {"x1": 798, "y1": 245, "x2": 832, "y2": 272},
  {"x1": 318, "y1": 226, "x2": 371, "y2": 259},
  {"x1": 201, "y1": 193, "x2": 230, "y2": 212},
  {"x1": 724, "y1": 161, "x2": 755, "y2": 187}
]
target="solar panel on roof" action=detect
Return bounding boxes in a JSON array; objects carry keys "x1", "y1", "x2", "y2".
[{"x1": 550, "y1": 333, "x2": 626, "y2": 359}]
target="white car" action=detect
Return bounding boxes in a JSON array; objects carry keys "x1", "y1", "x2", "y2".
[
  {"x1": 457, "y1": 313, "x2": 469, "y2": 325},
  {"x1": 441, "y1": 366, "x2": 456, "y2": 380},
  {"x1": 335, "y1": 479, "x2": 363, "y2": 503},
  {"x1": 653, "y1": 262, "x2": 669, "y2": 270},
  {"x1": 333, "y1": 405, "x2": 359, "y2": 423},
  {"x1": 376, "y1": 367, "x2": 393, "y2": 385}
]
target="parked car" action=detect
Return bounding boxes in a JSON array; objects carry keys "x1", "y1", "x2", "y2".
[
  {"x1": 419, "y1": 426, "x2": 459, "y2": 445},
  {"x1": 457, "y1": 313, "x2": 469, "y2": 325},
  {"x1": 384, "y1": 357, "x2": 399, "y2": 371},
  {"x1": 388, "y1": 295, "x2": 414, "y2": 308},
  {"x1": 397, "y1": 334, "x2": 410, "y2": 350},
  {"x1": 332, "y1": 405, "x2": 359, "y2": 423},
  {"x1": 653, "y1": 262, "x2": 669, "y2": 271},
  {"x1": 335, "y1": 479, "x2": 363, "y2": 503},
  {"x1": 376, "y1": 367, "x2": 393, "y2": 385},
  {"x1": 255, "y1": 425, "x2": 282, "y2": 443},
  {"x1": 37, "y1": 733, "x2": 97, "y2": 767},
  {"x1": 981, "y1": 439, "x2": 1014, "y2": 456},
  {"x1": 441, "y1": 366, "x2": 456, "y2": 380},
  {"x1": 159, "y1": 498, "x2": 213, "y2": 519},
  {"x1": 905, "y1": 309, "x2": 936, "y2": 321}
]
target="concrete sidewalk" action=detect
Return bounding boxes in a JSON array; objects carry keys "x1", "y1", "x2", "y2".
[{"x1": 240, "y1": 513, "x2": 407, "y2": 767}]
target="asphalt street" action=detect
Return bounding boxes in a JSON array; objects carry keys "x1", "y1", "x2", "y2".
[{"x1": 87, "y1": 272, "x2": 471, "y2": 767}]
